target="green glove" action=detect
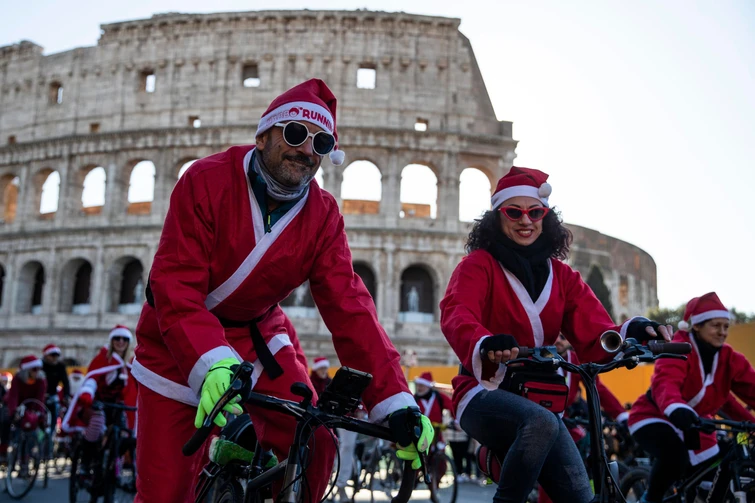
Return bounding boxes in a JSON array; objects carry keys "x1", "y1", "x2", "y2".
[
  {"x1": 194, "y1": 357, "x2": 244, "y2": 428},
  {"x1": 389, "y1": 408, "x2": 435, "y2": 470}
]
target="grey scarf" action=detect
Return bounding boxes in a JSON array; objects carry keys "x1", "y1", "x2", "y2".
[{"x1": 252, "y1": 149, "x2": 311, "y2": 202}]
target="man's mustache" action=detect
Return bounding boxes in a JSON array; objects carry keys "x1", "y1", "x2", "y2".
[{"x1": 285, "y1": 155, "x2": 315, "y2": 167}]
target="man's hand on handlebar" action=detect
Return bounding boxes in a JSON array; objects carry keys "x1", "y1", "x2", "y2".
[
  {"x1": 480, "y1": 334, "x2": 520, "y2": 364},
  {"x1": 194, "y1": 357, "x2": 244, "y2": 428},
  {"x1": 389, "y1": 407, "x2": 434, "y2": 470}
]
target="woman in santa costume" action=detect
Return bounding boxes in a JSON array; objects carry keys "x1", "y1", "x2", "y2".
[
  {"x1": 1, "y1": 355, "x2": 47, "y2": 460},
  {"x1": 132, "y1": 79, "x2": 433, "y2": 503},
  {"x1": 627, "y1": 292, "x2": 755, "y2": 503},
  {"x1": 440, "y1": 166, "x2": 673, "y2": 503}
]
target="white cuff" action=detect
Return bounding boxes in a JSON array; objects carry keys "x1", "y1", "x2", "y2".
[
  {"x1": 619, "y1": 316, "x2": 648, "y2": 341},
  {"x1": 664, "y1": 402, "x2": 697, "y2": 418},
  {"x1": 368, "y1": 392, "x2": 418, "y2": 424},
  {"x1": 188, "y1": 346, "x2": 238, "y2": 396},
  {"x1": 616, "y1": 411, "x2": 629, "y2": 423},
  {"x1": 81, "y1": 378, "x2": 97, "y2": 397},
  {"x1": 472, "y1": 336, "x2": 492, "y2": 382}
]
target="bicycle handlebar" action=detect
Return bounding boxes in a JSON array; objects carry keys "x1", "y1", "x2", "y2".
[
  {"x1": 646, "y1": 341, "x2": 692, "y2": 355},
  {"x1": 695, "y1": 418, "x2": 755, "y2": 434}
]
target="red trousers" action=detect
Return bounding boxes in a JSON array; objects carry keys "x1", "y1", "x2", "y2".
[{"x1": 135, "y1": 347, "x2": 337, "y2": 502}]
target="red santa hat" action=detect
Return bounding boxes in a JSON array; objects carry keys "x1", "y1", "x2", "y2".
[
  {"x1": 414, "y1": 372, "x2": 435, "y2": 388},
  {"x1": 109, "y1": 325, "x2": 133, "y2": 341},
  {"x1": 491, "y1": 166, "x2": 552, "y2": 209},
  {"x1": 678, "y1": 292, "x2": 730, "y2": 331},
  {"x1": 312, "y1": 356, "x2": 330, "y2": 371},
  {"x1": 70, "y1": 369, "x2": 83, "y2": 377},
  {"x1": 20, "y1": 354, "x2": 43, "y2": 371},
  {"x1": 43, "y1": 344, "x2": 61, "y2": 356},
  {"x1": 255, "y1": 78, "x2": 345, "y2": 165}
]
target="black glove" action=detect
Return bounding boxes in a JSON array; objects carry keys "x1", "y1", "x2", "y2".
[
  {"x1": 479, "y1": 334, "x2": 519, "y2": 357},
  {"x1": 388, "y1": 406, "x2": 422, "y2": 448},
  {"x1": 626, "y1": 319, "x2": 662, "y2": 343},
  {"x1": 668, "y1": 407, "x2": 699, "y2": 431}
]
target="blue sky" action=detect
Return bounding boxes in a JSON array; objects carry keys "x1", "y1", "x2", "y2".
[{"x1": 3, "y1": 0, "x2": 754, "y2": 312}]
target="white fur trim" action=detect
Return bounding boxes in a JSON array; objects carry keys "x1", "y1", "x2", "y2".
[
  {"x1": 678, "y1": 320, "x2": 690, "y2": 331},
  {"x1": 629, "y1": 417, "x2": 677, "y2": 435},
  {"x1": 689, "y1": 310, "x2": 730, "y2": 326},
  {"x1": 368, "y1": 392, "x2": 418, "y2": 424},
  {"x1": 188, "y1": 346, "x2": 238, "y2": 397},
  {"x1": 629, "y1": 416, "x2": 718, "y2": 466},
  {"x1": 205, "y1": 150, "x2": 309, "y2": 311},
  {"x1": 688, "y1": 443, "x2": 720, "y2": 466},
  {"x1": 538, "y1": 182, "x2": 552, "y2": 198},
  {"x1": 329, "y1": 149, "x2": 345, "y2": 165},
  {"x1": 686, "y1": 336, "x2": 718, "y2": 408},
  {"x1": 491, "y1": 186, "x2": 549, "y2": 208},
  {"x1": 80, "y1": 378, "x2": 97, "y2": 397},
  {"x1": 664, "y1": 402, "x2": 697, "y2": 418},
  {"x1": 131, "y1": 358, "x2": 200, "y2": 407},
  {"x1": 20, "y1": 358, "x2": 42, "y2": 370},
  {"x1": 62, "y1": 359, "x2": 131, "y2": 432},
  {"x1": 414, "y1": 377, "x2": 434, "y2": 387},
  {"x1": 312, "y1": 359, "x2": 330, "y2": 371},
  {"x1": 419, "y1": 393, "x2": 437, "y2": 417},
  {"x1": 457, "y1": 384, "x2": 485, "y2": 424},
  {"x1": 44, "y1": 346, "x2": 61, "y2": 356},
  {"x1": 616, "y1": 411, "x2": 629, "y2": 423},
  {"x1": 109, "y1": 327, "x2": 133, "y2": 340},
  {"x1": 255, "y1": 100, "x2": 334, "y2": 137}
]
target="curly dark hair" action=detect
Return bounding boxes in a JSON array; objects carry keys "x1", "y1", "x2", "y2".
[{"x1": 466, "y1": 207, "x2": 573, "y2": 260}]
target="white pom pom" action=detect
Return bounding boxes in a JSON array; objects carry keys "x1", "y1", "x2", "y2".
[
  {"x1": 678, "y1": 320, "x2": 690, "y2": 331},
  {"x1": 329, "y1": 149, "x2": 345, "y2": 166},
  {"x1": 538, "y1": 182, "x2": 552, "y2": 198}
]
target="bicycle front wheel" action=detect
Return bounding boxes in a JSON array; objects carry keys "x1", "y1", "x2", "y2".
[
  {"x1": 5, "y1": 432, "x2": 41, "y2": 500},
  {"x1": 213, "y1": 479, "x2": 244, "y2": 503},
  {"x1": 69, "y1": 442, "x2": 93, "y2": 503},
  {"x1": 428, "y1": 453, "x2": 457, "y2": 503},
  {"x1": 619, "y1": 467, "x2": 650, "y2": 503},
  {"x1": 369, "y1": 450, "x2": 402, "y2": 502}
]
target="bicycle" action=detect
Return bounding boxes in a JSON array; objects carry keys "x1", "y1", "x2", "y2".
[
  {"x1": 620, "y1": 418, "x2": 755, "y2": 502},
  {"x1": 187, "y1": 361, "x2": 420, "y2": 503},
  {"x1": 478, "y1": 335, "x2": 691, "y2": 503},
  {"x1": 4, "y1": 398, "x2": 51, "y2": 499},
  {"x1": 69, "y1": 401, "x2": 137, "y2": 503}
]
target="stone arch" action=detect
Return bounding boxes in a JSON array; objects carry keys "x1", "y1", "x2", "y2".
[
  {"x1": 353, "y1": 261, "x2": 377, "y2": 304},
  {"x1": 586, "y1": 264, "x2": 614, "y2": 320},
  {"x1": 399, "y1": 163, "x2": 437, "y2": 219},
  {"x1": 341, "y1": 160, "x2": 382, "y2": 215},
  {"x1": 459, "y1": 167, "x2": 492, "y2": 222},
  {"x1": 176, "y1": 158, "x2": 198, "y2": 180},
  {"x1": 127, "y1": 160, "x2": 156, "y2": 214},
  {"x1": 58, "y1": 258, "x2": 93, "y2": 314},
  {"x1": 280, "y1": 281, "x2": 317, "y2": 318},
  {"x1": 0, "y1": 263, "x2": 5, "y2": 308},
  {"x1": 36, "y1": 169, "x2": 60, "y2": 217},
  {"x1": 16, "y1": 260, "x2": 45, "y2": 314},
  {"x1": 108, "y1": 256, "x2": 145, "y2": 313},
  {"x1": 0, "y1": 174, "x2": 20, "y2": 224},
  {"x1": 398, "y1": 264, "x2": 436, "y2": 322},
  {"x1": 80, "y1": 166, "x2": 107, "y2": 214}
]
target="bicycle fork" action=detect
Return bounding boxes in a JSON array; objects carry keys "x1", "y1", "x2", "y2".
[{"x1": 280, "y1": 420, "x2": 311, "y2": 503}]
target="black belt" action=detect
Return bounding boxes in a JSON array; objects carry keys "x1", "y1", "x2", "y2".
[{"x1": 146, "y1": 276, "x2": 283, "y2": 380}]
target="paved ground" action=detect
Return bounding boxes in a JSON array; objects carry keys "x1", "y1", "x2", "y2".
[{"x1": 13, "y1": 464, "x2": 498, "y2": 502}]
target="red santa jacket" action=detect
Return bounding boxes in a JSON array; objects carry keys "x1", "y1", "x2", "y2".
[
  {"x1": 133, "y1": 145, "x2": 413, "y2": 422},
  {"x1": 440, "y1": 250, "x2": 638, "y2": 420},
  {"x1": 4, "y1": 373, "x2": 46, "y2": 417},
  {"x1": 628, "y1": 330, "x2": 755, "y2": 465},
  {"x1": 561, "y1": 350, "x2": 627, "y2": 422},
  {"x1": 414, "y1": 389, "x2": 454, "y2": 425}
]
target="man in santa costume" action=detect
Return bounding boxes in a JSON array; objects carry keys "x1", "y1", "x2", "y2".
[
  {"x1": 42, "y1": 343, "x2": 70, "y2": 416},
  {"x1": 413, "y1": 372, "x2": 454, "y2": 433},
  {"x1": 440, "y1": 166, "x2": 673, "y2": 503},
  {"x1": 132, "y1": 79, "x2": 433, "y2": 502},
  {"x1": 309, "y1": 356, "x2": 331, "y2": 397},
  {"x1": 628, "y1": 292, "x2": 755, "y2": 503}
]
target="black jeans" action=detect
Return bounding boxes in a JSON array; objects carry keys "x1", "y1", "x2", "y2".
[
  {"x1": 460, "y1": 388, "x2": 593, "y2": 503},
  {"x1": 449, "y1": 439, "x2": 472, "y2": 476}
]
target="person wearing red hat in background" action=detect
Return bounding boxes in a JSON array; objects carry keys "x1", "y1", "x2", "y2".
[
  {"x1": 132, "y1": 78, "x2": 433, "y2": 503},
  {"x1": 413, "y1": 372, "x2": 454, "y2": 437},
  {"x1": 440, "y1": 166, "x2": 673, "y2": 503},
  {"x1": 42, "y1": 344, "x2": 71, "y2": 424},
  {"x1": 1, "y1": 356, "x2": 47, "y2": 462},
  {"x1": 309, "y1": 356, "x2": 332, "y2": 397},
  {"x1": 68, "y1": 369, "x2": 85, "y2": 399},
  {"x1": 0, "y1": 371, "x2": 12, "y2": 462},
  {"x1": 628, "y1": 293, "x2": 755, "y2": 503},
  {"x1": 537, "y1": 334, "x2": 628, "y2": 503}
]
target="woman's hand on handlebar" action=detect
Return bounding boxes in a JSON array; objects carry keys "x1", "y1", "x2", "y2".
[
  {"x1": 627, "y1": 320, "x2": 674, "y2": 343},
  {"x1": 480, "y1": 334, "x2": 520, "y2": 364}
]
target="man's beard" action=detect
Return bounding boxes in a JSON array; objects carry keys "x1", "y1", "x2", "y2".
[{"x1": 261, "y1": 147, "x2": 316, "y2": 188}]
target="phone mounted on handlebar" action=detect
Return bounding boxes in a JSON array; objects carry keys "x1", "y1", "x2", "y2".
[{"x1": 317, "y1": 367, "x2": 372, "y2": 416}]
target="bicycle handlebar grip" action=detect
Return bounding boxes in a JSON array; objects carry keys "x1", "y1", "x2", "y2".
[
  {"x1": 647, "y1": 341, "x2": 692, "y2": 355},
  {"x1": 516, "y1": 347, "x2": 533, "y2": 358},
  {"x1": 391, "y1": 461, "x2": 417, "y2": 503},
  {"x1": 183, "y1": 423, "x2": 213, "y2": 456}
]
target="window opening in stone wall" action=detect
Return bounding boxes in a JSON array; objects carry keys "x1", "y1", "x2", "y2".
[
  {"x1": 341, "y1": 161, "x2": 382, "y2": 215},
  {"x1": 31, "y1": 267, "x2": 44, "y2": 314},
  {"x1": 619, "y1": 275, "x2": 629, "y2": 307},
  {"x1": 16, "y1": 261, "x2": 44, "y2": 314},
  {"x1": 177, "y1": 159, "x2": 197, "y2": 180},
  {"x1": 414, "y1": 118, "x2": 428, "y2": 132},
  {"x1": 399, "y1": 266, "x2": 434, "y2": 323},
  {"x1": 128, "y1": 161, "x2": 155, "y2": 215},
  {"x1": 82, "y1": 167, "x2": 106, "y2": 214},
  {"x1": 59, "y1": 259, "x2": 92, "y2": 314},
  {"x1": 141, "y1": 70, "x2": 156, "y2": 93},
  {"x1": 118, "y1": 259, "x2": 144, "y2": 314},
  {"x1": 314, "y1": 167, "x2": 324, "y2": 187},
  {"x1": 49, "y1": 82, "x2": 63, "y2": 105},
  {"x1": 0, "y1": 264, "x2": 5, "y2": 308},
  {"x1": 459, "y1": 167, "x2": 492, "y2": 222},
  {"x1": 353, "y1": 262, "x2": 377, "y2": 305},
  {"x1": 400, "y1": 164, "x2": 437, "y2": 219},
  {"x1": 89, "y1": 123, "x2": 100, "y2": 134},
  {"x1": 586, "y1": 264, "x2": 614, "y2": 320},
  {"x1": 242, "y1": 64, "x2": 261, "y2": 88},
  {"x1": 356, "y1": 66, "x2": 376, "y2": 89},
  {"x1": 1, "y1": 175, "x2": 20, "y2": 224},
  {"x1": 8, "y1": 135, "x2": 16, "y2": 145},
  {"x1": 39, "y1": 171, "x2": 60, "y2": 216},
  {"x1": 280, "y1": 281, "x2": 316, "y2": 318},
  {"x1": 189, "y1": 116, "x2": 201, "y2": 128}
]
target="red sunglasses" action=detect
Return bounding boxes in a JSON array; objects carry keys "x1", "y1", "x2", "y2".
[{"x1": 499, "y1": 205, "x2": 550, "y2": 222}]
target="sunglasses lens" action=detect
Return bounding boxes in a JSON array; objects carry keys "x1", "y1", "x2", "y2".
[
  {"x1": 503, "y1": 208, "x2": 523, "y2": 220},
  {"x1": 312, "y1": 132, "x2": 335, "y2": 155},
  {"x1": 529, "y1": 208, "x2": 547, "y2": 221},
  {"x1": 113, "y1": 337, "x2": 128, "y2": 342},
  {"x1": 283, "y1": 122, "x2": 308, "y2": 146}
]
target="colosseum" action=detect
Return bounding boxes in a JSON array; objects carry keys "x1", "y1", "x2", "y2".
[{"x1": 0, "y1": 10, "x2": 657, "y2": 368}]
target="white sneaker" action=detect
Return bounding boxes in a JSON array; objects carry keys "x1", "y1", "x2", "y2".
[{"x1": 457, "y1": 473, "x2": 470, "y2": 483}]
